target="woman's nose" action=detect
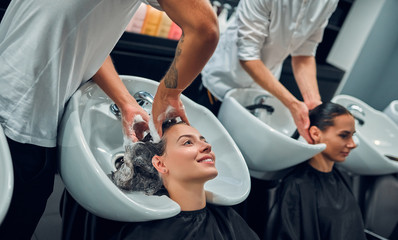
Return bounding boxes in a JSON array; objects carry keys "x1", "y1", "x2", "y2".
[
  {"x1": 201, "y1": 141, "x2": 212, "y2": 153},
  {"x1": 347, "y1": 137, "x2": 356, "y2": 149}
]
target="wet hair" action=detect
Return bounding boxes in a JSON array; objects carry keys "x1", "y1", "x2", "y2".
[
  {"x1": 309, "y1": 102, "x2": 352, "y2": 131},
  {"x1": 111, "y1": 119, "x2": 186, "y2": 195}
]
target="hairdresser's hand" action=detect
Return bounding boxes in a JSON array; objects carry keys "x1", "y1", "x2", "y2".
[
  {"x1": 305, "y1": 99, "x2": 322, "y2": 111},
  {"x1": 152, "y1": 81, "x2": 190, "y2": 137},
  {"x1": 289, "y1": 101, "x2": 313, "y2": 144},
  {"x1": 120, "y1": 101, "x2": 150, "y2": 143}
]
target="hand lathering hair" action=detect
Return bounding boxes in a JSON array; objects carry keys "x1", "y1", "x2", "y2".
[{"x1": 111, "y1": 118, "x2": 185, "y2": 195}]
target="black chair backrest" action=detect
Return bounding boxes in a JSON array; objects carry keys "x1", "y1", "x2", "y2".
[{"x1": 364, "y1": 174, "x2": 398, "y2": 239}]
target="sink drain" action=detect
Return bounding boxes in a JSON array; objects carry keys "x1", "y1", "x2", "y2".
[{"x1": 111, "y1": 152, "x2": 125, "y2": 170}]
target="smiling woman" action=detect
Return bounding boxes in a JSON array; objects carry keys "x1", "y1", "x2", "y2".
[
  {"x1": 265, "y1": 102, "x2": 366, "y2": 240},
  {"x1": 111, "y1": 119, "x2": 259, "y2": 240}
]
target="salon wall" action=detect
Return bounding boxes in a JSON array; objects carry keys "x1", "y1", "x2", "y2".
[{"x1": 328, "y1": 0, "x2": 398, "y2": 110}]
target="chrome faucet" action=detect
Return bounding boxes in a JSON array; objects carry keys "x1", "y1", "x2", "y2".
[
  {"x1": 134, "y1": 91, "x2": 154, "y2": 106},
  {"x1": 254, "y1": 95, "x2": 269, "y2": 105},
  {"x1": 247, "y1": 94, "x2": 274, "y2": 120},
  {"x1": 110, "y1": 91, "x2": 154, "y2": 118},
  {"x1": 347, "y1": 104, "x2": 365, "y2": 125},
  {"x1": 134, "y1": 91, "x2": 154, "y2": 115},
  {"x1": 347, "y1": 104, "x2": 365, "y2": 116},
  {"x1": 109, "y1": 103, "x2": 121, "y2": 118}
]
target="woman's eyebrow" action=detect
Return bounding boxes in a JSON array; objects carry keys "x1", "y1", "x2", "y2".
[
  {"x1": 340, "y1": 130, "x2": 355, "y2": 134},
  {"x1": 177, "y1": 134, "x2": 194, "y2": 142},
  {"x1": 176, "y1": 134, "x2": 206, "y2": 142}
]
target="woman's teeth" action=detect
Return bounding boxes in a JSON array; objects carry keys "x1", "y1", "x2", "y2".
[{"x1": 199, "y1": 159, "x2": 213, "y2": 163}]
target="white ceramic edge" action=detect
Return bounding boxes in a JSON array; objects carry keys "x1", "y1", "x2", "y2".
[
  {"x1": 384, "y1": 100, "x2": 398, "y2": 125},
  {"x1": 0, "y1": 125, "x2": 14, "y2": 224},
  {"x1": 58, "y1": 75, "x2": 251, "y2": 221},
  {"x1": 219, "y1": 96, "x2": 326, "y2": 172},
  {"x1": 58, "y1": 79, "x2": 180, "y2": 222},
  {"x1": 332, "y1": 95, "x2": 398, "y2": 175}
]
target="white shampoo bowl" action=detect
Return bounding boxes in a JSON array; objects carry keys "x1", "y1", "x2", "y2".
[
  {"x1": 218, "y1": 88, "x2": 325, "y2": 178},
  {"x1": 0, "y1": 126, "x2": 13, "y2": 224},
  {"x1": 332, "y1": 95, "x2": 398, "y2": 175},
  {"x1": 58, "y1": 75, "x2": 250, "y2": 222},
  {"x1": 384, "y1": 100, "x2": 398, "y2": 126}
]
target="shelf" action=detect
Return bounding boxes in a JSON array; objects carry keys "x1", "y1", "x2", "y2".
[{"x1": 0, "y1": 0, "x2": 10, "y2": 10}]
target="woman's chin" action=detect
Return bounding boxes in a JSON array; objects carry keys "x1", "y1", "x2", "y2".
[
  {"x1": 334, "y1": 156, "x2": 347, "y2": 163},
  {"x1": 204, "y1": 169, "x2": 218, "y2": 181}
]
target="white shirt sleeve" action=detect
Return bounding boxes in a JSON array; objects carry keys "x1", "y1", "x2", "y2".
[
  {"x1": 291, "y1": 19, "x2": 328, "y2": 57},
  {"x1": 291, "y1": 1, "x2": 338, "y2": 57},
  {"x1": 236, "y1": 0, "x2": 271, "y2": 61},
  {"x1": 141, "y1": 0, "x2": 162, "y2": 11}
]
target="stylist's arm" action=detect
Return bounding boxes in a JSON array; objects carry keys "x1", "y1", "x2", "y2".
[
  {"x1": 92, "y1": 56, "x2": 150, "y2": 142},
  {"x1": 152, "y1": 0, "x2": 219, "y2": 136}
]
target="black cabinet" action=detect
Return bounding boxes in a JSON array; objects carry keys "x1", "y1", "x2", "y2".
[
  {"x1": 0, "y1": 0, "x2": 11, "y2": 23},
  {"x1": 111, "y1": 32, "x2": 177, "y2": 81}
]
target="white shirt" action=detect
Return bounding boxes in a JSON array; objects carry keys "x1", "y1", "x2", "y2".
[
  {"x1": 202, "y1": 0, "x2": 338, "y2": 101},
  {"x1": 0, "y1": 0, "x2": 161, "y2": 147}
]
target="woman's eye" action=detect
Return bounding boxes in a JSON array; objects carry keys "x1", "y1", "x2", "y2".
[
  {"x1": 183, "y1": 140, "x2": 192, "y2": 145},
  {"x1": 340, "y1": 134, "x2": 348, "y2": 139}
]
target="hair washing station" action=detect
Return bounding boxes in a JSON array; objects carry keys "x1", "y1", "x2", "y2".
[
  {"x1": 218, "y1": 88, "x2": 326, "y2": 179},
  {"x1": 332, "y1": 95, "x2": 398, "y2": 175},
  {"x1": 0, "y1": 126, "x2": 13, "y2": 225},
  {"x1": 57, "y1": 75, "x2": 251, "y2": 222}
]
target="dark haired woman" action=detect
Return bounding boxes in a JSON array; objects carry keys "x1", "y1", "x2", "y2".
[
  {"x1": 266, "y1": 102, "x2": 366, "y2": 240},
  {"x1": 111, "y1": 120, "x2": 259, "y2": 240}
]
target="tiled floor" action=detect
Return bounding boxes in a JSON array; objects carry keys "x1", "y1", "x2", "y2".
[{"x1": 31, "y1": 174, "x2": 64, "y2": 240}]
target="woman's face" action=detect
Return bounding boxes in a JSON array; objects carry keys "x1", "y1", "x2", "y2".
[
  {"x1": 316, "y1": 114, "x2": 357, "y2": 163},
  {"x1": 156, "y1": 124, "x2": 218, "y2": 183}
]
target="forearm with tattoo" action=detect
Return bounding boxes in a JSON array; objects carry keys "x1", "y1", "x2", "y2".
[{"x1": 164, "y1": 33, "x2": 185, "y2": 89}]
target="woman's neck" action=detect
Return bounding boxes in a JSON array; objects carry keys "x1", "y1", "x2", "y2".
[
  {"x1": 308, "y1": 154, "x2": 334, "y2": 172},
  {"x1": 165, "y1": 181, "x2": 206, "y2": 211}
]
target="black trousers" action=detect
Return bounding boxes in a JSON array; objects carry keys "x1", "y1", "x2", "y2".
[
  {"x1": 0, "y1": 137, "x2": 56, "y2": 240},
  {"x1": 60, "y1": 190, "x2": 127, "y2": 240}
]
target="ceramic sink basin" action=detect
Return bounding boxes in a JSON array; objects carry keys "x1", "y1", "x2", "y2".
[
  {"x1": 384, "y1": 100, "x2": 398, "y2": 126},
  {"x1": 58, "y1": 75, "x2": 250, "y2": 222},
  {"x1": 218, "y1": 88, "x2": 325, "y2": 178},
  {"x1": 0, "y1": 125, "x2": 13, "y2": 224},
  {"x1": 332, "y1": 95, "x2": 398, "y2": 175}
]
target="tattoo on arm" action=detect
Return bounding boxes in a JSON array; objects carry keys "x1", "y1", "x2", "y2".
[{"x1": 164, "y1": 33, "x2": 184, "y2": 89}]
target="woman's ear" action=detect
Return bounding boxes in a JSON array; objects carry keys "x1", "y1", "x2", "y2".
[
  {"x1": 152, "y1": 155, "x2": 168, "y2": 174},
  {"x1": 309, "y1": 126, "x2": 321, "y2": 144}
]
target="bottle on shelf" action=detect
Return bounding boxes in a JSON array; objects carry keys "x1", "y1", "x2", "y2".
[
  {"x1": 156, "y1": 12, "x2": 173, "y2": 38},
  {"x1": 140, "y1": 5, "x2": 163, "y2": 36},
  {"x1": 124, "y1": 4, "x2": 182, "y2": 41},
  {"x1": 167, "y1": 22, "x2": 182, "y2": 40},
  {"x1": 125, "y1": 3, "x2": 147, "y2": 33}
]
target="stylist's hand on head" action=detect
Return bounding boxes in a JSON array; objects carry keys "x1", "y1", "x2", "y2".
[
  {"x1": 152, "y1": 0, "x2": 219, "y2": 136},
  {"x1": 299, "y1": 99, "x2": 322, "y2": 144},
  {"x1": 152, "y1": 81, "x2": 190, "y2": 136},
  {"x1": 120, "y1": 101, "x2": 150, "y2": 142},
  {"x1": 290, "y1": 101, "x2": 313, "y2": 144}
]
